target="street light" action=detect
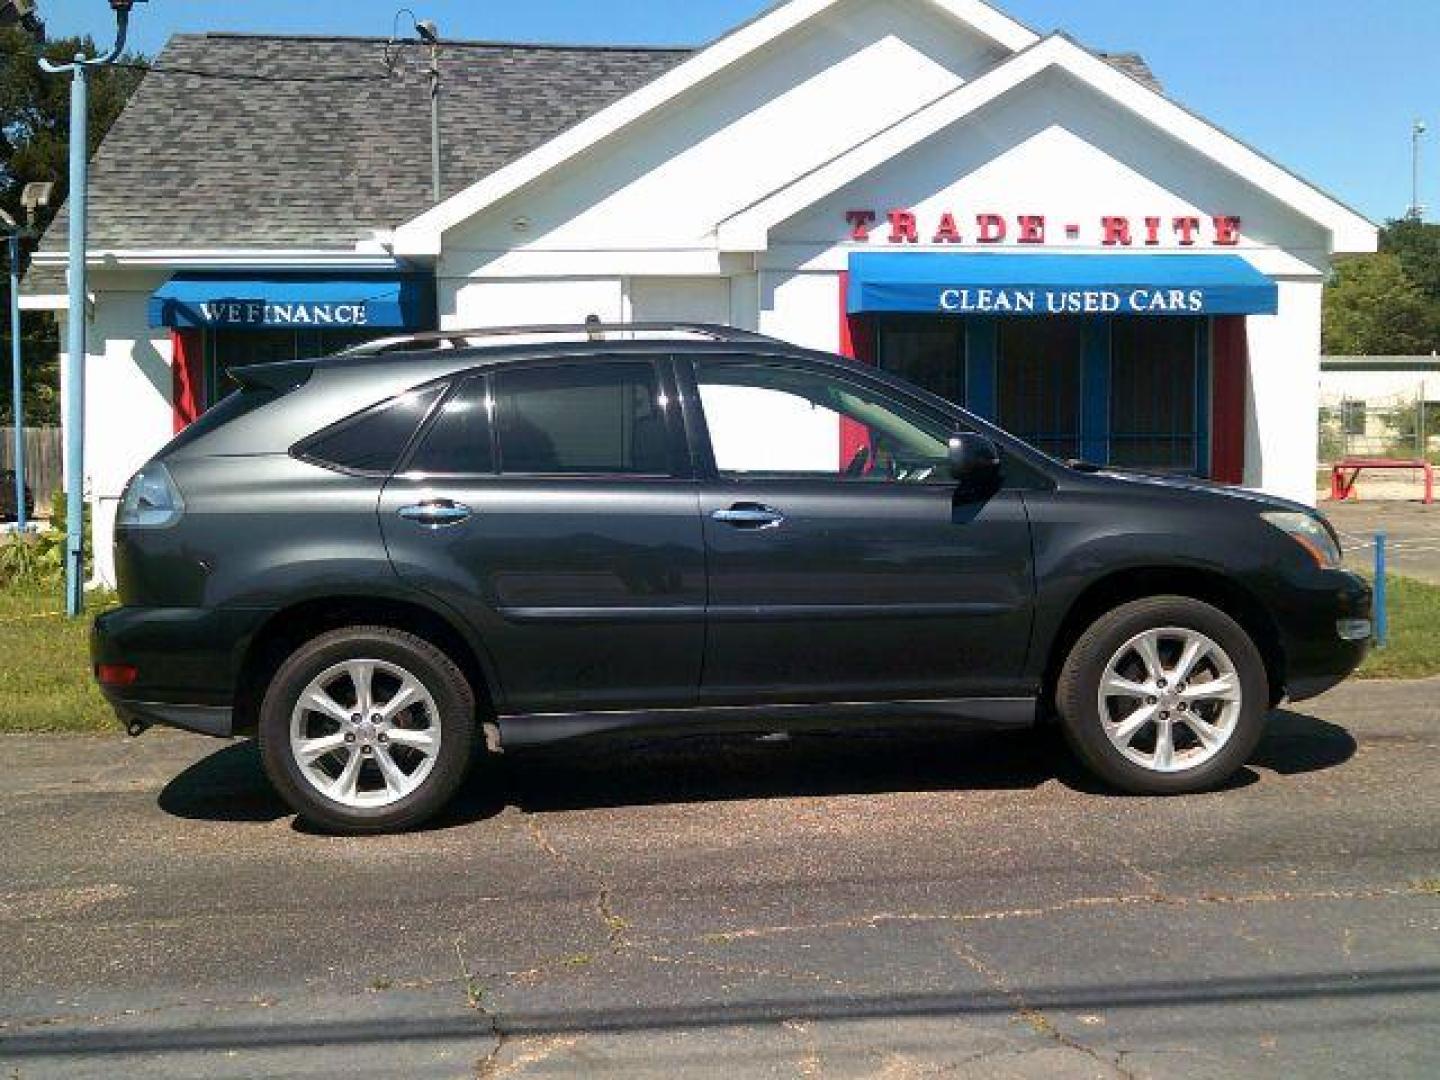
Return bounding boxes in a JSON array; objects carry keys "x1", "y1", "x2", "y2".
[
  {"x1": 39, "y1": 0, "x2": 147, "y2": 616},
  {"x1": 1411, "y1": 119, "x2": 1428, "y2": 220}
]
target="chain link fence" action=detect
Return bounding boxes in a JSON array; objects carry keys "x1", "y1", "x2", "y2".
[{"x1": 1318, "y1": 386, "x2": 1439, "y2": 465}]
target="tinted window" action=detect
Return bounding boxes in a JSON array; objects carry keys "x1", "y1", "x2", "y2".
[
  {"x1": 493, "y1": 362, "x2": 672, "y2": 476},
  {"x1": 695, "y1": 360, "x2": 953, "y2": 484},
  {"x1": 408, "y1": 377, "x2": 494, "y2": 475},
  {"x1": 300, "y1": 385, "x2": 443, "y2": 474}
]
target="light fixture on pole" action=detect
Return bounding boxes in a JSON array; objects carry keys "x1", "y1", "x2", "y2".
[
  {"x1": 1412, "y1": 119, "x2": 1428, "y2": 220},
  {"x1": 39, "y1": 0, "x2": 147, "y2": 617}
]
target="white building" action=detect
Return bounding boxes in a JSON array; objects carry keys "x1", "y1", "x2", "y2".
[{"x1": 22, "y1": 0, "x2": 1378, "y2": 587}]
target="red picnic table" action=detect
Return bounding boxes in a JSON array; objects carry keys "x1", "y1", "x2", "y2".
[{"x1": 1329, "y1": 457, "x2": 1434, "y2": 505}]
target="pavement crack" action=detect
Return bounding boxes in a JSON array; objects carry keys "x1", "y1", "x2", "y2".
[
  {"x1": 949, "y1": 936, "x2": 1135, "y2": 1080},
  {"x1": 645, "y1": 951, "x2": 851, "y2": 989},
  {"x1": 697, "y1": 882, "x2": 1433, "y2": 944},
  {"x1": 455, "y1": 937, "x2": 507, "y2": 1079},
  {"x1": 525, "y1": 816, "x2": 629, "y2": 953}
]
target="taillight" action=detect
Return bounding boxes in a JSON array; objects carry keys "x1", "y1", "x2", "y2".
[
  {"x1": 117, "y1": 462, "x2": 185, "y2": 528},
  {"x1": 96, "y1": 664, "x2": 139, "y2": 687}
]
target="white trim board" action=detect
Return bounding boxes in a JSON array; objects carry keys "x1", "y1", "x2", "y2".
[
  {"x1": 716, "y1": 34, "x2": 1377, "y2": 255},
  {"x1": 392, "y1": 0, "x2": 1038, "y2": 257}
]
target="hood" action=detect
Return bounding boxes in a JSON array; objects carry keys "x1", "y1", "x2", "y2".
[{"x1": 1082, "y1": 465, "x2": 1317, "y2": 515}]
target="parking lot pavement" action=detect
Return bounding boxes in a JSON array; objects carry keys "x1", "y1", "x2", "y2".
[
  {"x1": 2, "y1": 679, "x2": 1438, "y2": 1079},
  {"x1": 1324, "y1": 501, "x2": 1440, "y2": 584}
]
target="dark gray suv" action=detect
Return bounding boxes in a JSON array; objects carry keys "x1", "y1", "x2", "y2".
[{"x1": 93, "y1": 324, "x2": 1372, "y2": 832}]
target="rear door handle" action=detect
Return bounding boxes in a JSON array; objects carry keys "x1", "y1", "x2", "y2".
[
  {"x1": 711, "y1": 504, "x2": 785, "y2": 530},
  {"x1": 397, "y1": 500, "x2": 472, "y2": 527}
]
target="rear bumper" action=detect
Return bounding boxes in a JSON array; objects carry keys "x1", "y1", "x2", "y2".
[{"x1": 91, "y1": 605, "x2": 271, "y2": 738}]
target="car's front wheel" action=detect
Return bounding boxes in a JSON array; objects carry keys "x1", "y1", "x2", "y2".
[
  {"x1": 1055, "y1": 596, "x2": 1269, "y2": 795},
  {"x1": 258, "y1": 626, "x2": 476, "y2": 833}
]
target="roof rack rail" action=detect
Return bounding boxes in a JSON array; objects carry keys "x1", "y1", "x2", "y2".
[{"x1": 338, "y1": 322, "x2": 777, "y2": 358}]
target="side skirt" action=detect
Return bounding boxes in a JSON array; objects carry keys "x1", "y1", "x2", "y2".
[{"x1": 496, "y1": 697, "x2": 1037, "y2": 749}]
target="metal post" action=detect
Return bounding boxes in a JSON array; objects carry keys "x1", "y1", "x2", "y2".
[
  {"x1": 62, "y1": 61, "x2": 88, "y2": 616},
  {"x1": 8, "y1": 233, "x2": 24, "y2": 530},
  {"x1": 1374, "y1": 532, "x2": 1388, "y2": 649},
  {"x1": 1413, "y1": 120, "x2": 1428, "y2": 219},
  {"x1": 428, "y1": 41, "x2": 441, "y2": 203},
  {"x1": 40, "y1": 7, "x2": 134, "y2": 617}
]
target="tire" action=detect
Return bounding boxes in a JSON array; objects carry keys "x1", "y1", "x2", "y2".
[
  {"x1": 258, "y1": 626, "x2": 477, "y2": 833},
  {"x1": 1055, "y1": 596, "x2": 1269, "y2": 795}
]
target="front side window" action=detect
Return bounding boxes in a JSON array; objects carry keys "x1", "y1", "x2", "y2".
[
  {"x1": 492, "y1": 362, "x2": 673, "y2": 476},
  {"x1": 695, "y1": 360, "x2": 953, "y2": 484}
]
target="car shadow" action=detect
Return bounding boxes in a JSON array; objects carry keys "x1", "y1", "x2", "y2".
[{"x1": 156, "y1": 708, "x2": 1358, "y2": 833}]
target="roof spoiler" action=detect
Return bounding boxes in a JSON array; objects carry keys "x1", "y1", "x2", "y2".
[{"x1": 230, "y1": 359, "x2": 316, "y2": 394}]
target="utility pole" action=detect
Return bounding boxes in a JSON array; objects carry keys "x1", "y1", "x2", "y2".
[
  {"x1": 1412, "y1": 119, "x2": 1428, "y2": 220},
  {"x1": 39, "y1": 0, "x2": 146, "y2": 617}
]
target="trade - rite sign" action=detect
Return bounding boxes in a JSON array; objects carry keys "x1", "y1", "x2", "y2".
[{"x1": 845, "y1": 210, "x2": 1244, "y2": 248}]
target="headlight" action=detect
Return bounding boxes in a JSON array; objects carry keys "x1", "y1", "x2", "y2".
[
  {"x1": 117, "y1": 463, "x2": 185, "y2": 528},
  {"x1": 1262, "y1": 511, "x2": 1342, "y2": 569}
]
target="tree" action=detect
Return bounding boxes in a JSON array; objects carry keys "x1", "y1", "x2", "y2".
[
  {"x1": 1322, "y1": 253, "x2": 1439, "y2": 357},
  {"x1": 1381, "y1": 217, "x2": 1440, "y2": 305},
  {"x1": 0, "y1": 29, "x2": 148, "y2": 426}
]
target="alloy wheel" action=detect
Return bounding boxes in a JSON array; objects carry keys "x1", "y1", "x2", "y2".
[
  {"x1": 1096, "y1": 626, "x2": 1243, "y2": 774},
  {"x1": 288, "y1": 659, "x2": 442, "y2": 808}
]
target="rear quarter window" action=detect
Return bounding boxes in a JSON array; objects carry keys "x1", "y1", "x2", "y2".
[{"x1": 295, "y1": 385, "x2": 445, "y2": 475}]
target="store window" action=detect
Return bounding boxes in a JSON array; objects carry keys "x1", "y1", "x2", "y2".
[
  {"x1": 996, "y1": 317, "x2": 1083, "y2": 460},
  {"x1": 1110, "y1": 317, "x2": 1203, "y2": 471},
  {"x1": 876, "y1": 318, "x2": 966, "y2": 405},
  {"x1": 203, "y1": 327, "x2": 384, "y2": 408}
]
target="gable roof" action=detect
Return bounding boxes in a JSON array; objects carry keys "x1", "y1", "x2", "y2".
[
  {"x1": 392, "y1": 0, "x2": 1045, "y2": 255},
  {"x1": 715, "y1": 34, "x2": 1376, "y2": 255},
  {"x1": 38, "y1": 33, "x2": 690, "y2": 253}
]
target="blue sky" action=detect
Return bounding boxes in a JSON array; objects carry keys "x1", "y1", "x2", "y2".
[{"x1": 40, "y1": 0, "x2": 1440, "y2": 225}]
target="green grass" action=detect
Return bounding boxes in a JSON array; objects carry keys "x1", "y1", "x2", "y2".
[
  {"x1": 1360, "y1": 574, "x2": 1440, "y2": 680},
  {"x1": 0, "y1": 571, "x2": 1436, "y2": 735},
  {"x1": 0, "y1": 585, "x2": 119, "y2": 734}
]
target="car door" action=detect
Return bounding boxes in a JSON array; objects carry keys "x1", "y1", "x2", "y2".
[
  {"x1": 380, "y1": 355, "x2": 706, "y2": 716},
  {"x1": 683, "y1": 355, "x2": 1035, "y2": 706}
]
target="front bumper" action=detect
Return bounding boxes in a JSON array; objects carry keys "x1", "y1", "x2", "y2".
[
  {"x1": 91, "y1": 605, "x2": 272, "y2": 738},
  {"x1": 1274, "y1": 569, "x2": 1374, "y2": 703}
]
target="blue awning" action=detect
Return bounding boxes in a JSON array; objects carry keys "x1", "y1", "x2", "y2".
[
  {"x1": 148, "y1": 271, "x2": 435, "y2": 330},
  {"x1": 847, "y1": 253, "x2": 1278, "y2": 317}
]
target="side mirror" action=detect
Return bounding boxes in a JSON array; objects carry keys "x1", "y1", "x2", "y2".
[{"x1": 947, "y1": 433, "x2": 1001, "y2": 483}]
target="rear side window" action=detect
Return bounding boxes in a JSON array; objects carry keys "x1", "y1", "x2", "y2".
[
  {"x1": 298, "y1": 385, "x2": 443, "y2": 474},
  {"x1": 492, "y1": 362, "x2": 673, "y2": 476},
  {"x1": 407, "y1": 377, "x2": 495, "y2": 475}
]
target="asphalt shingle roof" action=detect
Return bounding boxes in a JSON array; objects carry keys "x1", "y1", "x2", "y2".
[
  {"x1": 41, "y1": 34, "x2": 691, "y2": 253},
  {"x1": 35, "y1": 32, "x2": 1161, "y2": 259}
]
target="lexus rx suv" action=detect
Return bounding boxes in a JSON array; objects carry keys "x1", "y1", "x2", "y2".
[{"x1": 93, "y1": 324, "x2": 1372, "y2": 832}]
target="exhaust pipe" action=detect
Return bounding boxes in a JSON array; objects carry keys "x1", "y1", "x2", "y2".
[{"x1": 124, "y1": 717, "x2": 152, "y2": 738}]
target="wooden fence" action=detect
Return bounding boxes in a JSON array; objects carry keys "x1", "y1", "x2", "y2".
[{"x1": 0, "y1": 427, "x2": 63, "y2": 514}]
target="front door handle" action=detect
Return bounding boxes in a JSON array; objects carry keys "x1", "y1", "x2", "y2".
[
  {"x1": 397, "y1": 499, "x2": 472, "y2": 527},
  {"x1": 711, "y1": 503, "x2": 785, "y2": 530}
]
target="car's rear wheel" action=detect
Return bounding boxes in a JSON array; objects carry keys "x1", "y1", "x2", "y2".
[
  {"x1": 258, "y1": 626, "x2": 476, "y2": 833},
  {"x1": 1055, "y1": 596, "x2": 1269, "y2": 795}
]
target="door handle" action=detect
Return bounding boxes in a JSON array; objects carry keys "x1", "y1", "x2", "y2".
[
  {"x1": 711, "y1": 503, "x2": 785, "y2": 530},
  {"x1": 397, "y1": 500, "x2": 472, "y2": 527}
]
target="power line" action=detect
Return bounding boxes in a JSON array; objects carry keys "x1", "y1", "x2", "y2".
[{"x1": 110, "y1": 61, "x2": 395, "y2": 84}]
